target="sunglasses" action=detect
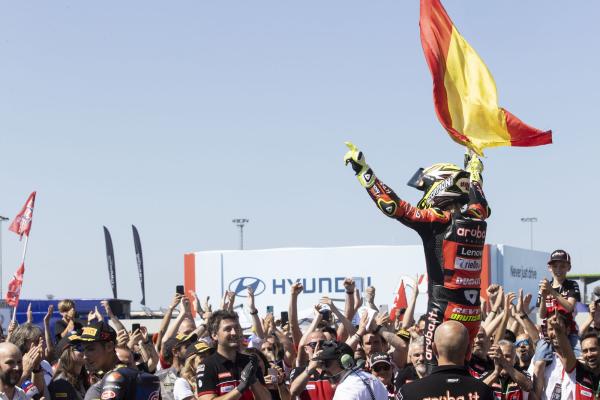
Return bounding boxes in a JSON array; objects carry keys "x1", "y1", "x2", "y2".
[
  {"x1": 306, "y1": 340, "x2": 325, "y2": 349},
  {"x1": 515, "y1": 339, "x2": 531, "y2": 347},
  {"x1": 372, "y1": 363, "x2": 391, "y2": 372}
]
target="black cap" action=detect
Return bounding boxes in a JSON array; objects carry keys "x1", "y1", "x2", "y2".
[
  {"x1": 313, "y1": 341, "x2": 353, "y2": 362},
  {"x1": 184, "y1": 340, "x2": 213, "y2": 359},
  {"x1": 72, "y1": 322, "x2": 116, "y2": 343},
  {"x1": 163, "y1": 332, "x2": 198, "y2": 356},
  {"x1": 55, "y1": 331, "x2": 81, "y2": 356},
  {"x1": 549, "y1": 250, "x2": 571, "y2": 264},
  {"x1": 369, "y1": 352, "x2": 392, "y2": 367}
]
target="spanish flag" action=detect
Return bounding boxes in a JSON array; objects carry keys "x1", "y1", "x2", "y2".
[{"x1": 420, "y1": 0, "x2": 552, "y2": 155}]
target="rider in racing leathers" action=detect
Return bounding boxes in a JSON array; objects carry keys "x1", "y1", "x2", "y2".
[{"x1": 343, "y1": 142, "x2": 490, "y2": 371}]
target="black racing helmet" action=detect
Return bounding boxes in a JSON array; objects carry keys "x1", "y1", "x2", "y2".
[{"x1": 407, "y1": 163, "x2": 470, "y2": 210}]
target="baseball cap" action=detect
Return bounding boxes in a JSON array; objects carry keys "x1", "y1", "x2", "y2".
[
  {"x1": 313, "y1": 341, "x2": 353, "y2": 362},
  {"x1": 55, "y1": 331, "x2": 81, "y2": 356},
  {"x1": 369, "y1": 352, "x2": 392, "y2": 368},
  {"x1": 72, "y1": 322, "x2": 116, "y2": 343},
  {"x1": 184, "y1": 340, "x2": 213, "y2": 359},
  {"x1": 549, "y1": 250, "x2": 571, "y2": 264},
  {"x1": 163, "y1": 332, "x2": 198, "y2": 356}
]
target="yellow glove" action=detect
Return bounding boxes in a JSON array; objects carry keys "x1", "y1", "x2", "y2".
[
  {"x1": 466, "y1": 152, "x2": 483, "y2": 184},
  {"x1": 344, "y1": 141, "x2": 375, "y2": 188}
]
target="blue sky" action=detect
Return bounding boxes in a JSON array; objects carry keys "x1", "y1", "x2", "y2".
[{"x1": 1, "y1": 1, "x2": 598, "y2": 308}]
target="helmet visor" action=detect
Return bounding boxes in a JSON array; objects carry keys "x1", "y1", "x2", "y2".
[{"x1": 406, "y1": 168, "x2": 425, "y2": 190}]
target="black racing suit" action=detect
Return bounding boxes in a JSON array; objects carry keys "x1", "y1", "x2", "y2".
[
  {"x1": 84, "y1": 364, "x2": 161, "y2": 400},
  {"x1": 364, "y1": 174, "x2": 489, "y2": 369}
]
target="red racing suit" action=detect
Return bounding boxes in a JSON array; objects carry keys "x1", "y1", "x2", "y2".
[{"x1": 365, "y1": 176, "x2": 489, "y2": 368}]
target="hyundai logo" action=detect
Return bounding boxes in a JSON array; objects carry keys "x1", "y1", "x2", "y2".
[{"x1": 228, "y1": 277, "x2": 266, "y2": 297}]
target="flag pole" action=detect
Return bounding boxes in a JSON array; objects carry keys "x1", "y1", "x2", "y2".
[{"x1": 11, "y1": 235, "x2": 30, "y2": 322}]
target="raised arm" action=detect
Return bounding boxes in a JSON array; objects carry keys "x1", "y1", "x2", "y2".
[
  {"x1": 343, "y1": 141, "x2": 451, "y2": 227},
  {"x1": 402, "y1": 276, "x2": 420, "y2": 329},
  {"x1": 321, "y1": 296, "x2": 354, "y2": 339},
  {"x1": 295, "y1": 305, "x2": 323, "y2": 367},
  {"x1": 338, "y1": 278, "x2": 356, "y2": 341},
  {"x1": 101, "y1": 300, "x2": 125, "y2": 332},
  {"x1": 155, "y1": 293, "x2": 182, "y2": 354},
  {"x1": 515, "y1": 289, "x2": 540, "y2": 344},
  {"x1": 162, "y1": 297, "x2": 192, "y2": 344},
  {"x1": 288, "y1": 282, "x2": 303, "y2": 346},
  {"x1": 494, "y1": 292, "x2": 516, "y2": 344},
  {"x1": 374, "y1": 312, "x2": 408, "y2": 369},
  {"x1": 137, "y1": 326, "x2": 159, "y2": 373},
  {"x1": 548, "y1": 312, "x2": 576, "y2": 372},
  {"x1": 247, "y1": 286, "x2": 265, "y2": 340},
  {"x1": 43, "y1": 305, "x2": 56, "y2": 363}
]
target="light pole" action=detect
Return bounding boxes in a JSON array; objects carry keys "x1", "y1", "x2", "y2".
[
  {"x1": 520, "y1": 217, "x2": 538, "y2": 250},
  {"x1": 0, "y1": 216, "x2": 8, "y2": 298},
  {"x1": 232, "y1": 218, "x2": 249, "y2": 250}
]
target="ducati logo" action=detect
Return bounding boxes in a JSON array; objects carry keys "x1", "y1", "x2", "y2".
[{"x1": 464, "y1": 290, "x2": 478, "y2": 304}]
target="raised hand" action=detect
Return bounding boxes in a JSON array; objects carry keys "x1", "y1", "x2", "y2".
[
  {"x1": 189, "y1": 290, "x2": 202, "y2": 315},
  {"x1": 128, "y1": 328, "x2": 143, "y2": 350},
  {"x1": 247, "y1": 286, "x2": 257, "y2": 313},
  {"x1": 101, "y1": 300, "x2": 115, "y2": 318},
  {"x1": 237, "y1": 357, "x2": 258, "y2": 392},
  {"x1": 44, "y1": 304, "x2": 54, "y2": 326},
  {"x1": 504, "y1": 292, "x2": 516, "y2": 313},
  {"x1": 466, "y1": 153, "x2": 483, "y2": 183},
  {"x1": 343, "y1": 142, "x2": 375, "y2": 188},
  {"x1": 94, "y1": 306, "x2": 103, "y2": 321},
  {"x1": 26, "y1": 303, "x2": 33, "y2": 324},
  {"x1": 343, "y1": 278, "x2": 355, "y2": 293},
  {"x1": 291, "y1": 282, "x2": 303, "y2": 297},
  {"x1": 366, "y1": 286, "x2": 376, "y2": 305},
  {"x1": 491, "y1": 286, "x2": 504, "y2": 312},
  {"x1": 23, "y1": 342, "x2": 43, "y2": 373},
  {"x1": 356, "y1": 310, "x2": 369, "y2": 335},
  {"x1": 375, "y1": 312, "x2": 390, "y2": 328},
  {"x1": 116, "y1": 329, "x2": 130, "y2": 347}
]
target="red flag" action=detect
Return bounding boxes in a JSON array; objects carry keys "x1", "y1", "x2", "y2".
[
  {"x1": 390, "y1": 280, "x2": 408, "y2": 321},
  {"x1": 9, "y1": 192, "x2": 36, "y2": 239},
  {"x1": 5, "y1": 263, "x2": 25, "y2": 307}
]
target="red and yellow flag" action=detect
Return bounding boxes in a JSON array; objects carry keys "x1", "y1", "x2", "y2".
[{"x1": 419, "y1": 0, "x2": 552, "y2": 155}]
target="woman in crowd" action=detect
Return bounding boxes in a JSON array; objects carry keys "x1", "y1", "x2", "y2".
[
  {"x1": 174, "y1": 340, "x2": 213, "y2": 400},
  {"x1": 48, "y1": 334, "x2": 87, "y2": 400}
]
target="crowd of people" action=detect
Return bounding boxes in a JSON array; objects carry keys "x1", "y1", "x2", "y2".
[{"x1": 0, "y1": 249, "x2": 598, "y2": 400}]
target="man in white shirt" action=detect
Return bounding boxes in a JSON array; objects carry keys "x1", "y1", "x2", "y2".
[
  {"x1": 528, "y1": 312, "x2": 595, "y2": 400},
  {"x1": 0, "y1": 343, "x2": 27, "y2": 400},
  {"x1": 315, "y1": 341, "x2": 388, "y2": 400}
]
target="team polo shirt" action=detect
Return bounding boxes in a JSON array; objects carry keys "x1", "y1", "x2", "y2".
[
  {"x1": 398, "y1": 365, "x2": 495, "y2": 400},
  {"x1": 481, "y1": 365, "x2": 531, "y2": 400},
  {"x1": 289, "y1": 366, "x2": 335, "y2": 400},
  {"x1": 468, "y1": 354, "x2": 495, "y2": 379},
  {"x1": 196, "y1": 351, "x2": 264, "y2": 399},
  {"x1": 527, "y1": 357, "x2": 597, "y2": 400},
  {"x1": 395, "y1": 364, "x2": 419, "y2": 387},
  {"x1": 536, "y1": 279, "x2": 581, "y2": 335}
]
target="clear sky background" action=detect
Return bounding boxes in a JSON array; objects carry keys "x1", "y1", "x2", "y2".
[{"x1": 1, "y1": 1, "x2": 598, "y2": 309}]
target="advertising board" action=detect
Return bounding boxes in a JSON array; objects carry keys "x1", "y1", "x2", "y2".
[{"x1": 184, "y1": 245, "x2": 549, "y2": 318}]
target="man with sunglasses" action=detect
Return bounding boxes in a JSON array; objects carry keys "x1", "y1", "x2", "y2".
[
  {"x1": 289, "y1": 332, "x2": 335, "y2": 400},
  {"x1": 481, "y1": 340, "x2": 533, "y2": 400},
  {"x1": 369, "y1": 353, "x2": 397, "y2": 400},
  {"x1": 514, "y1": 335, "x2": 533, "y2": 370},
  {"x1": 344, "y1": 143, "x2": 490, "y2": 371},
  {"x1": 315, "y1": 341, "x2": 388, "y2": 400}
]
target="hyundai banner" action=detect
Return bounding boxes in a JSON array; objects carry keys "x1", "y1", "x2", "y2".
[{"x1": 184, "y1": 245, "x2": 549, "y2": 319}]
